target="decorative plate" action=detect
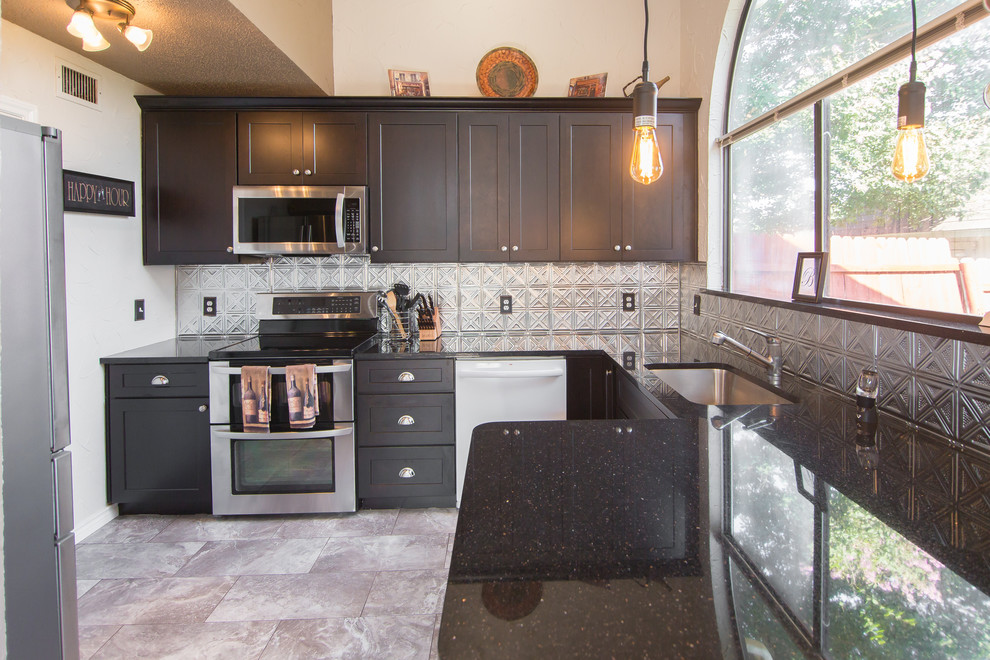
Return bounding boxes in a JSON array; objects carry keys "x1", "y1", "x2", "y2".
[{"x1": 476, "y1": 47, "x2": 538, "y2": 98}]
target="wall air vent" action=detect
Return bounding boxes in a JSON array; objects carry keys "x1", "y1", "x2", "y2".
[{"x1": 55, "y1": 59, "x2": 101, "y2": 110}]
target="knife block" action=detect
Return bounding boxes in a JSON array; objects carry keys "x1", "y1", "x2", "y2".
[{"x1": 418, "y1": 307, "x2": 442, "y2": 342}]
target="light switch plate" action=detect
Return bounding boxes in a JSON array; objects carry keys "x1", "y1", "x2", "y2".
[
  {"x1": 500, "y1": 295, "x2": 512, "y2": 314},
  {"x1": 134, "y1": 299, "x2": 145, "y2": 321},
  {"x1": 623, "y1": 351, "x2": 636, "y2": 370},
  {"x1": 693, "y1": 294, "x2": 701, "y2": 316},
  {"x1": 622, "y1": 292, "x2": 636, "y2": 312},
  {"x1": 203, "y1": 296, "x2": 217, "y2": 317}
]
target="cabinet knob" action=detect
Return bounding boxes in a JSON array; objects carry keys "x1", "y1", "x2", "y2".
[
  {"x1": 614, "y1": 245, "x2": 621, "y2": 251},
  {"x1": 292, "y1": 169, "x2": 301, "y2": 176},
  {"x1": 198, "y1": 405, "x2": 208, "y2": 413},
  {"x1": 151, "y1": 375, "x2": 169, "y2": 386},
  {"x1": 512, "y1": 245, "x2": 519, "y2": 251},
  {"x1": 625, "y1": 245, "x2": 632, "y2": 251},
  {"x1": 500, "y1": 246, "x2": 508, "y2": 252},
  {"x1": 371, "y1": 246, "x2": 379, "y2": 252},
  {"x1": 397, "y1": 371, "x2": 416, "y2": 382},
  {"x1": 398, "y1": 467, "x2": 416, "y2": 479},
  {"x1": 398, "y1": 414, "x2": 415, "y2": 426},
  {"x1": 304, "y1": 169, "x2": 312, "y2": 176}
]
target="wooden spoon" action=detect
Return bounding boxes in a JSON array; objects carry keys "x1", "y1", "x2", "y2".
[{"x1": 386, "y1": 291, "x2": 405, "y2": 336}]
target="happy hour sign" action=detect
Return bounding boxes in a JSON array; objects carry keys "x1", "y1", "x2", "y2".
[{"x1": 63, "y1": 170, "x2": 135, "y2": 217}]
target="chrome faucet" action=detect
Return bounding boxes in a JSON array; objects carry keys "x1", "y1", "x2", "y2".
[{"x1": 711, "y1": 327, "x2": 783, "y2": 387}]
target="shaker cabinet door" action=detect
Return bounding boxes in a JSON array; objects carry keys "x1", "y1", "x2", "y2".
[
  {"x1": 143, "y1": 111, "x2": 237, "y2": 265},
  {"x1": 368, "y1": 112, "x2": 458, "y2": 262}
]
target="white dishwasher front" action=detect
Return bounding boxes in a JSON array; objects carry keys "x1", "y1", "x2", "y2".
[{"x1": 454, "y1": 357, "x2": 567, "y2": 506}]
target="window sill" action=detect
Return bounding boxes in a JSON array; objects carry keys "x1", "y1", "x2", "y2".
[{"x1": 703, "y1": 289, "x2": 990, "y2": 347}]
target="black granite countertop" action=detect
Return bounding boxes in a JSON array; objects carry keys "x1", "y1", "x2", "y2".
[
  {"x1": 99, "y1": 336, "x2": 251, "y2": 364},
  {"x1": 439, "y1": 389, "x2": 990, "y2": 658}
]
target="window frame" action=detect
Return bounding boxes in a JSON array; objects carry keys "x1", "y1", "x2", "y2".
[{"x1": 721, "y1": 0, "x2": 990, "y2": 321}]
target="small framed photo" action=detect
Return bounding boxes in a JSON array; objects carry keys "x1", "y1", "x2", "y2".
[
  {"x1": 792, "y1": 252, "x2": 828, "y2": 302},
  {"x1": 567, "y1": 73, "x2": 607, "y2": 98},
  {"x1": 388, "y1": 69, "x2": 431, "y2": 97}
]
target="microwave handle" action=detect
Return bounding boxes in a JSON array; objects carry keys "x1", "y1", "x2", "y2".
[{"x1": 335, "y1": 192, "x2": 345, "y2": 249}]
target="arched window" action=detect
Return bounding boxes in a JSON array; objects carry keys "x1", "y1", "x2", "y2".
[{"x1": 723, "y1": 0, "x2": 990, "y2": 317}]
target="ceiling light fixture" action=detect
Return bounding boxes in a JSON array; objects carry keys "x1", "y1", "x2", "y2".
[
  {"x1": 627, "y1": 0, "x2": 663, "y2": 185},
  {"x1": 892, "y1": 0, "x2": 929, "y2": 183},
  {"x1": 65, "y1": 0, "x2": 153, "y2": 53}
]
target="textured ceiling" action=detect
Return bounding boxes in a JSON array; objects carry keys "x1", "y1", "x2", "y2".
[{"x1": 1, "y1": 0, "x2": 328, "y2": 96}]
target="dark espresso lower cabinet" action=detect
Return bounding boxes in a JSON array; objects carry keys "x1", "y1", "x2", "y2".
[{"x1": 104, "y1": 362, "x2": 212, "y2": 513}]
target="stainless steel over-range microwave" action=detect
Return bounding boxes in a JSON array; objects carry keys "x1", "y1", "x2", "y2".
[{"x1": 232, "y1": 185, "x2": 367, "y2": 256}]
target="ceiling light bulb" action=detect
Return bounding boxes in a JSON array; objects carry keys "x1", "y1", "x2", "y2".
[
  {"x1": 66, "y1": 9, "x2": 96, "y2": 39},
  {"x1": 892, "y1": 80, "x2": 929, "y2": 183},
  {"x1": 81, "y1": 29, "x2": 110, "y2": 52},
  {"x1": 892, "y1": 125, "x2": 929, "y2": 183},
  {"x1": 121, "y1": 24, "x2": 153, "y2": 51},
  {"x1": 630, "y1": 79, "x2": 663, "y2": 185}
]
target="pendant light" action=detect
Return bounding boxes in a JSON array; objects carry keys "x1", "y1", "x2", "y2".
[
  {"x1": 892, "y1": 0, "x2": 929, "y2": 183},
  {"x1": 628, "y1": 0, "x2": 663, "y2": 185}
]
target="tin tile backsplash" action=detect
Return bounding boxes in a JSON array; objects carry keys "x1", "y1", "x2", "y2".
[
  {"x1": 176, "y1": 256, "x2": 682, "y2": 375},
  {"x1": 679, "y1": 262, "x2": 990, "y2": 454}
]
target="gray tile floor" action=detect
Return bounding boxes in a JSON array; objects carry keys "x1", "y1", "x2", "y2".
[{"x1": 76, "y1": 508, "x2": 457, "y2": 659}]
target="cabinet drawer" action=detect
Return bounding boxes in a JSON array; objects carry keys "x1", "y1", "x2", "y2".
[
  {"x1": 357, "y1": 393, "x2": 454, "y2": 447},
  {"x1": 356, "y1": 359, "x2": 453, "y2": 394},
  {"x1": 358, "y1": 445, "x2": 455, "y2": 499},
  {"x1": 108, "y1": 363, "x2": 208, "y2": 398}
]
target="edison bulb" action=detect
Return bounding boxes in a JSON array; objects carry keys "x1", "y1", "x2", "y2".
[
  {"x1": 892, "y1": 126, "x2": 929, "y2": 183},
  {"x1": 630, "y1": 126, "x2": 663, "y2": 185}
]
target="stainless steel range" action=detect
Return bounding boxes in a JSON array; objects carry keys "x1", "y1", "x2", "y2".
[{"x1": 208, "y1": 291, "x2": 379, "y2": 515}]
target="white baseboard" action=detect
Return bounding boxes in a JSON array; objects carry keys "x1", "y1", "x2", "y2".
[{"x1": 74, "y1": 505, "x2": 118, "y2": 543}]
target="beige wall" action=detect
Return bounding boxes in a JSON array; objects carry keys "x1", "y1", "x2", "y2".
[
  {"x1": 333, "y1": 0, "x2": 682, "y2": 97},
  {"x1": 0, "y1": 20, "x2": 174, "y2": 537}
]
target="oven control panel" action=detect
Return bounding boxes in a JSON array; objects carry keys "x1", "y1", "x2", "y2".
[
  {"x1": 273, "y1": 296, "x2": 361, "y2": 316},
  {"x1": 259, "y1": 291, "x2": 379, "y2": 320}
]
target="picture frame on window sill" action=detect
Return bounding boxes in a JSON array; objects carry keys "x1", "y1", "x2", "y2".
[{"x1": 792, "y1": 252, "x2": 828, "y2": 303}]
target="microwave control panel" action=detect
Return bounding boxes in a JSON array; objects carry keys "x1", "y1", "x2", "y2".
[{"x1": 344, "y1": 199, "x2": 361, "y2": 242}]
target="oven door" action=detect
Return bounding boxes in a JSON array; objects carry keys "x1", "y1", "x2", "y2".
[
  {"x1": 211, "y1": 425, "x2": 356, "y2": 515},
  {"x1": 210, "y1": 361, "x2": 353, "y2": 426}
]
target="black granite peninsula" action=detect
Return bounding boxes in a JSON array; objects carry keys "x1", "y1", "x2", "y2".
[{"x1": 440, "y1": 388, "x2": 990, "y2": 658}]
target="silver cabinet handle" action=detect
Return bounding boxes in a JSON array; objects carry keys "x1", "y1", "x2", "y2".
[
  {"x1": 304, "y1": 169, "x2": 312, "y2": 176},
  {"x1": 398, "y1": 467, "x2": 416, "y2": 479},
  {"x1": 500, "y1": 246, "x2": 508, "y2": 252},
  {"x1": 198, "y1": 405, "x2": 208, "y2": 413},
  {"x1": 151, "y1": 375, "x2": 169, "y2": 386},
  {"x1": 625, "y1": 245, "x2": 632, "y2": 251},
  {"x1": 512, "y1": 245, "x2": 519, "y2": 251},
  {"x1": 398, "y1": 415, "x2": 415, "y2": 426},
  {"x1": 614, "y1": 245, "x2": 621, "y2": 251},
  {"x1": 371, "y1": 246, "x2": 379, "y2": 252},
  {"x1": 397, "y1": 371, "x2": 415, "y2": 382},
  {"x1": 292, "y1": 169, "x2": 301, "y2": 175},
  {"x1": 226, "y1": 246, "x2": 234, "y2": 253}
]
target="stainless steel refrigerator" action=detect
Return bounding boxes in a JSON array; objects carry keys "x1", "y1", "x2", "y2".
[{"x1": 0, "y1": 115, "x2": 79, "y2": 659}]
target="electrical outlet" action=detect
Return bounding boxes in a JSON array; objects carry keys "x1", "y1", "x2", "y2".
[
  {"x1": 203, "y1": 296, "x2": 217, "y2": 317},
  {"x1": 499, "y1": 295, "x2": 513, "y2": 314},
  {"x1": 622, "y1": 292, "x2": 636, "y2": 312},
  {"x1": 623, "y1": 351, "x2": 636, "y2": 370},
  {"x1": 693, "y1": 294, "x2": 702, "y2": 316},
  {"x1": 134, "y1": 299, "x2": 145, "y2": 321}
]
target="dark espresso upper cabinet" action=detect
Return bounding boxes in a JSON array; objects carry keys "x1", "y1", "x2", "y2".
[
  {"x1": 369, "y1": 112, "x2": 458, "y2": 263},
  {"x1": 559, "y1": 113, "x2": 624, "y2": 261},
  {"x1": 621, "y1": 112, "x2": 698, "y2": 261},
  {"x1": 237, "y1": 111, "x2": 367, "y2": 186},
  {"x1": 143, "y1": 111, "x2": 237, "y2": 265},
  {"x1": 458, "y1": 113, "x2": 559, "y2": 262}
]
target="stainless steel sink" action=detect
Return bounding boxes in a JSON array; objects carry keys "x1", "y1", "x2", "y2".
[{"x1": 647, "y1": 363, "x2": 796, "y2": 406}]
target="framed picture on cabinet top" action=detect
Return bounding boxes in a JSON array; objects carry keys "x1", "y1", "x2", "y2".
[
  {"x1": 568, "y1": 73, "x2": 607, "y2": 97},
  {"x1": 388, "y1": 69, "x2": 431, "y2": 97}
]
